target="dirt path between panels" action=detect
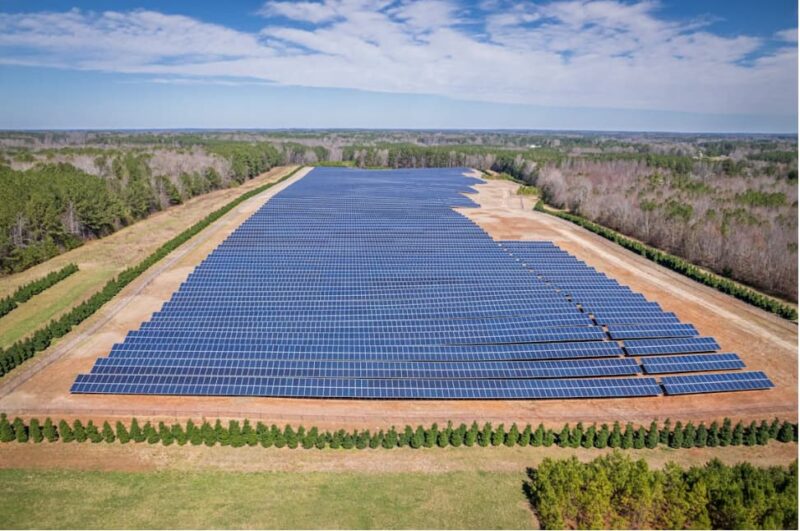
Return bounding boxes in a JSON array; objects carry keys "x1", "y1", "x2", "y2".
[
  {"x1": 0, "y1": 172, "x2": 795, "y2": 430},
  {"x1": 0, "y1": 441, "x2": 795, "y2": 474}
]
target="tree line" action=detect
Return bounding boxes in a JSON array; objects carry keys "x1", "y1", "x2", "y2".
[
  {"x1": 534, "y1": 200, "x2": 797, "y2": 320},
  {"x1": 0, "y1": 168, "x2": 302, "y2": 378},
  {"x1": 0, "y1": 143, "x2": 282, "y2": 275},
  {"x1": 527, "y1": 453, "x2": 797, "y2": 529},
  {"x1": 1, "y1": 414, "x2": 795, "y2": 450},
  {"x1": 0, "y1": 263, "x2": 78, "y2": 318}
]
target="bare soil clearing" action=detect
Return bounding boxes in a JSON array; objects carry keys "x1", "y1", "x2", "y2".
[
  {"x1": 0, "y1": 440, "x2": 795, "y2": 474},
  {"x1": 0, "y1": 173, "x2": 795, "y2": 429}
]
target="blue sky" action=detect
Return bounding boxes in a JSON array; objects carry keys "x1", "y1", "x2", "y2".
[{"x1": 0, "y1": 1, "x2": 797, "y2": 133}]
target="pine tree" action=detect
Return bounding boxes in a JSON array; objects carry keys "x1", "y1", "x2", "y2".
[
  {"x1": 29, "y1": 419, "x2": 43, "y2": 443},
  {"x1": 243, "y1": 420, "x2": 257, "y2": 447},
  {"x1": 621, "y1": 422, "x2": 634, "y2": 449},
  {"x1": 171, "y1": 423, "x2": 187, "y2": 446},
  {"x1": 13, "y1": 418, "x2": 28, "y2": 443},
  {"x1": 58, "y1": 420, "x2": 74, "y2": 443},
  {"x1": 73, "y1": 420, "x2": 87, "y2": 443},
  {"x1": 202, "y1": 421, "x2": 218, "y2": 447},
  {"x1": 745, "y1": 421, "x2": 758, "y2": 446},
  {"x1": 582, "y1": 425, "x2": 596, "y2": 449},
  {"x1": 302, "y1": 427, "x2": 318, "y2": 449},
  {"x1": 227, "y1": 421, "x2": 242, "y2": 448},
  {"x1": 778, "y1": 421, "x2": 795, "y2": 443},
  {"x1": 255, "y1": 423, "x2": 271, "y2": 448},
  {"x1": 130, "y1": 418, "x2": 144, "y2": 443},
  {"x1": 609, "y1": 422, "x2": 622, "y2": 448},
  {"x1": 634, "y1": 427, "x2": 646, "y2": 449},
  {"x1": 465, "y1": 422, "x2": 478, "y2": 447},
  {"x1": 492, "y1": 424, "x2": 505, "y2": 446},
  {"x1": 316, "y1": 432, "x2": 329, "y2": 450},
  {"x1": 732, "y1": 422, "x2": 744, "y2": 446},
  {"x1": 341, "y1": 431, "x2": 355, "y2": 449},
  {"x1": 369, "y1": 430, "x2": 382, "y2": 449},
  {"x1": 506, "y1": 423, "x2": 520, "y2": 447},
  {"x1": 43, "y1": 418, "x2": 58, "y2": 442},
  {"x1": 384, "y1": 427, "x2": 398, "y2": 449},
  {"x1": 143, "y1": 422, "x2": 159, "y2": 444},
  {"x1": 273, "y1": 425, "x2": 286, "y2": 449},
  {"x1": 558, "y1": 424, "x2": 570, "y2": 448},
  {"x1": 532, "y1": 424, "x2": 544, "y2": 447},
  {"x1": 707, "y1": 422, "x2": 719, "y2": 447},
  {"x1": 450, "y1": 424, "x2": 466, "y2": 447},
  {"x1": 768, "y1": 418, "x2": 781, "y2": 440},
  {"x1": 215, "y1": 420, "x2": 229, "y2": 447},
  {"x1": 695, "y1": 423, "x2": 708, "y2": 448},
  {"x1": 357, "y1": 430, "x2": 370, "y2": 449},
  {"x1": 86, "y1": 421, "x2": 102, "y2": 443},
  {"x1": 646, "y1": 421, "x2": 659, "y2": 449},
  {"x1": 520, "y1": 424, "x2": 532, "y2": 446},
  {"x1": 116, "y1": 421, "x2": 130, "y2": 444},
  {"x1": 436, "y1": 428, "x2": 449, "y2": 448},
  {"x1": 329, "y1": 430, "x2": 342, "y2": 449},
  {"x1": 670, "y1": 421, "x2": 684, "y2": 449},
  {"x1": 0, "y1": 414, "x2": 12, "y2": 443},
  {"x1": 719, "y1": 418, "x2": 732, "y2": 446},
  {"x1": 542, "y1": 428, "x2": 555, "y2": 447},
  {"x1": 594, "y1": 424, "x2": 608, "y2": 449},
  {"x1": 409, "y1": 426, "x2": 424, "y2": 449},
  {"x1": 398, "y1": 426, "x2": 412, "y2": 448},
  {"x1": 569, "y1": 423, "x2": 583, "y2": 448},
  {"x1": 284, "y1": 425, "x2": 298, "y2": 449},
  {"x1": 659, "y1": 418, "x2": 671, "y2": 445},
  {"x1": 757, "y1": 421, "x2": 770, "y2": 445},
  {"x1": 102, "y1": 421, "x2": 116, "y2": 443},
  {"x1": 425, "y1": 424, "x2": 438, "y2": 448},
  {"x1": 682, "y1": 422, "x2": 695, "y2": 448}
]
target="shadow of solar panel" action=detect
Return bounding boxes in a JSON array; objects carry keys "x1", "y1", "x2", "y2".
[{"x1": 661, "y1": 371, "x2": 774, "y2": 395}]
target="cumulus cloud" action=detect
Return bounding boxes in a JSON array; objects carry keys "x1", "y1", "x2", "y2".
[{"x1": 0, "y1": 1, "x2": 795, "y2": 116}]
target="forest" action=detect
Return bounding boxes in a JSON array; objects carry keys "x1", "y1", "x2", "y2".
[
  {"x1": 0, "y1": 131, "x2": 796, "y2": 303},
  {"x1": 527, "y1": 453, "x2": 797, "y2": 529}
]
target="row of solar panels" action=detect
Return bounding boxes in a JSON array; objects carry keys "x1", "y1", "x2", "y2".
[{"x1": 71, "y1": 371, "x2": 773, "y2": 398}]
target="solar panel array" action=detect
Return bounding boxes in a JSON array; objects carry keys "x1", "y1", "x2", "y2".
[{"x1": 71, "y1": 167, "x2": 773, "y2": 399}]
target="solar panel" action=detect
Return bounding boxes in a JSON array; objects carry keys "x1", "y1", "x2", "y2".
[
  {"x1": 641, "y1": 353, "x2": 745, "y2": 374},
  {"x1": 623, "y1": 337, "x2": 720, "y2": 356},
  {"x1": 70, "y1": 167, "x2": 770, "y2": 399},
  {"x1": 661, "y1": 371, "x2": 774, "y2": 395}
]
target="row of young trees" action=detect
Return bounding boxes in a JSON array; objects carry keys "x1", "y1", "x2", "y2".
[
  {"x1": 0, "y1": 168, "x2": 302, "y2": 378},
  {"x1": 1, "y1": 415, "x2": 796, "y2": 450},
  {"x1": 0, "y1": 263, "x2": 78, "y2": 318},
  {"x1": 535, "y1": 200, "x2": 797, "y2": 319},
  {"x1": 527, "y1": 452, "x2": 798, "y2": 529}
]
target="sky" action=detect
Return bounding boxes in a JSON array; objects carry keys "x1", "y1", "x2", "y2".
[{"x1": 0, "y1": 0, "x2": 797, "y2": 133}]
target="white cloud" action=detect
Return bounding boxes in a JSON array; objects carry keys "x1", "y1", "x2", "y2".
[
  {"x1": 0, "y1": 1, "x2": 796, "y2": 117},
  {"x1": 775, "y1": 28, "x2": 798, "y2": 42}
]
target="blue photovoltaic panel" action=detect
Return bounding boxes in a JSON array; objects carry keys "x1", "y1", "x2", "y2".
[
  {"x1": 70, "y1": 167, "x2": 769, "y2": 399},
  {"x1": 623, "y1": 337, "x2": 721, "y2": 356},
  {"x1": 661, "y1": 371, "x2": 774, "y2": 395},
  {"x1": 641, "y1": 353, "x2": 745, "y2": 374}
]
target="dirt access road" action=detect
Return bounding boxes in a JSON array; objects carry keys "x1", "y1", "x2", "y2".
[{"x1": 0, "y1": 171, "x2": 795, "y2": 429}]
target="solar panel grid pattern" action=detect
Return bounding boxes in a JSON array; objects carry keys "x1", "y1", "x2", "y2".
[{"x1": 71, "y1": 167, "x2": 772, "y2": 398}]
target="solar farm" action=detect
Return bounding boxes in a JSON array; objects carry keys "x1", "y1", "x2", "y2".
[{"x1": 70, "y1": 167, "x2": 773, "y2": 400}]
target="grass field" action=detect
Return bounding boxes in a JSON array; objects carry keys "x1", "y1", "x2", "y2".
[{"x1": 0, "y1": 469, "x2": 533, "y2": 529}]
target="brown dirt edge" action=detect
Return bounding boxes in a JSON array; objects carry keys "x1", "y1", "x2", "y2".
[{"x1": 0, "y1": 441, "x2": 796, "y2": 474}]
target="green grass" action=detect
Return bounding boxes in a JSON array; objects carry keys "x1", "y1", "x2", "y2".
[
  {"x1": 0, "y1": 267, "x2": 115, "y2": 348},
  {"x1": 0, "y1": 469, "x2": 533, "y2": 529}
]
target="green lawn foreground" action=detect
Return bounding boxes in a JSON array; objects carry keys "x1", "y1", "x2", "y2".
[{"x1": 0, "y1": 469, "x2": 534, "y2": 529}]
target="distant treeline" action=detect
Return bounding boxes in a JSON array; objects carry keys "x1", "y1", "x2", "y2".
[
  {"x1": 0, "y1": 143, "x2": 280, "y2": 274},
  {"x1": 527, "y1": 453, "x2": 798, "y2": 530}
]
